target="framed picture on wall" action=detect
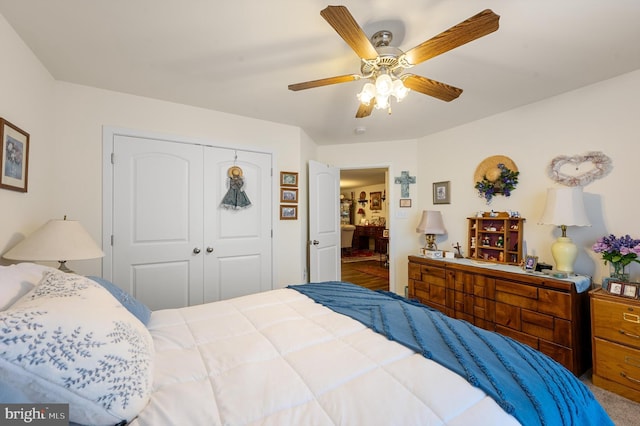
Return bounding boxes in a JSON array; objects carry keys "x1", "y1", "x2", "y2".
[
  {"x1": 280, "y1": 171, "x2": 298, "y2": 187},
  {"x1": 0, "y1": 118, "x2": 30, "y2": 193},
  {"x1": 399, "y1": 199, "x2": 412, "y2": 208},
  {"x1": 432, "y1": 181, "x2": 450, "y2": 204},
  {"x1": 370, "y1": 191, "x2": 382, "y2": 211},
  {"x1": 280, "y1": 205, "x2": 297, "y2": 220},
  {"x1": 280, "y1": 188, "x2": 298, "y2": 203}
]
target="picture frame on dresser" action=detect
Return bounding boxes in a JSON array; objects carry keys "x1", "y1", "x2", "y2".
[
  {"x1": 622, "y1": 283, "x2": 638, "y2": 298},
  {"x1": 523, "y1": 255, "x2": 538, "y2": 271},
  {"x1": 0, "y1": 118, "x2": 29, "y2": 193},
  {"x1": 607, "y1": 281, "x2": 623, "y2": 295}
]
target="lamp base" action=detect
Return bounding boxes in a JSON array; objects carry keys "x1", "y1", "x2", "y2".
[
  {"x1": 57, "y1": 261, "x2": 75, "y2": 274},
  {"x1": 551, "y1": 236, "x2": 577, "y2": 274}
]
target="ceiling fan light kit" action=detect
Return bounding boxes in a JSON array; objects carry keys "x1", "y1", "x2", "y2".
[{"x1": 288, "y1": 6, "x2": 500, "y2": 118}]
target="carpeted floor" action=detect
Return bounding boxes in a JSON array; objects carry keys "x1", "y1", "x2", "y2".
[{"x1": 580, "y1": 370, "x2": 640, "y2": 425}]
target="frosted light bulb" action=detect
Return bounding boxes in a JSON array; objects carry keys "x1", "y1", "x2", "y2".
[
  {"x1": 375, "y1": 74, "x2": 393, "y2": 96},
  {"x1": 357, "y1": 82, "x2": 376, "y2": 105},
  {"x1": 392, "y1": 79, "x2": 410, "y2": 101}
]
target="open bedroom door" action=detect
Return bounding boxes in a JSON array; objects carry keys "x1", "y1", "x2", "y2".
[{"x1": 308, "y1": 160, "x2": 340, "y2": 282}]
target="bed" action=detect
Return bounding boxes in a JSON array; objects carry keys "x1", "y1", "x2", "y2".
[{"x1": 0, "y1": 263, "x2": 613, "y2": 426}]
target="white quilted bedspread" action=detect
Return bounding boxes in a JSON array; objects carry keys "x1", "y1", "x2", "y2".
[{"x1": 130, "y1": 289, "x2": 519, "y2": 426}]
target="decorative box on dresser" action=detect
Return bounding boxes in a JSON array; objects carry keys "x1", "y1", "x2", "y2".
[
  {"x1": 590, "y1": 288, "x2": 640, "y2": 402},
  {"x1": 408, "y1": 255, "x2": 592, "y2": 376}
]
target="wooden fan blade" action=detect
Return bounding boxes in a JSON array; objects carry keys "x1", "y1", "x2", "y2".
[
  {"x1": 403, "y1": 9, "x2": 499, "y2": 66},
  {"x1": 320, "y1": 5, "x2": 378, "y2": 60},
  {"x1": 403, "y1": 75, "x2": 462, "y2": 102},
  {"x1": 288, "y1": 74, "x2": 360, "y2": 91},
  {"x1": 356, "y1": 100, "x2": 375, "y2": 118}
]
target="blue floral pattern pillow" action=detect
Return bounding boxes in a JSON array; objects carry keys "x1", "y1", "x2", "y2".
[{"x1": 0, "y1": 270, "x2": 154, "y2": 425}]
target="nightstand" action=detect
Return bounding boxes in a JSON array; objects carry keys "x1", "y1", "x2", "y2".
[{"x1": 590, "y1": 288, "x2": 640, "y2": 402}]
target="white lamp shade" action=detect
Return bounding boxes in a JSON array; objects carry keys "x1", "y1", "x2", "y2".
[
  {"x1": 3, "y1": 219, "x2": 104, "y2": 261},
  {"x1": 538, "y1": 187, "x2": 590, "y2": 227},
  {"x1": 416, "y1": 211, "x2": 447, "y2": 235},
  {"x1": 538, "y1": 187, "x2": 590, "y2": 274}
]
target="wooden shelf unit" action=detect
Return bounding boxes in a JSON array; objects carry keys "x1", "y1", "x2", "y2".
[
  {"x1": 467, "y1": 212, "x2": 524, "y2": 265},
  {"x1": 408, "y1": 256, "x2": 591, "y2": 376}
]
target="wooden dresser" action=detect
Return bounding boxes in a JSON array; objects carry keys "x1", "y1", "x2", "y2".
[
  {"x1": 408, "y1": 255, "x2": 592, "y2": 376},
  {"x1": 590, "y1": 288, "x2": 640, "y2": 402}
]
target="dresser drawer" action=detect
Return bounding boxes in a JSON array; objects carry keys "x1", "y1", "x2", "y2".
[
  {"x1": 592, "y1": 297, "x2": 640, "y2": 349},
  {"x1": 593, "y1": 337, "x2": 640, "y2": 393}
]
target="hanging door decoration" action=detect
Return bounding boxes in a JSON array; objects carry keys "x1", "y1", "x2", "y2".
[{"x1": 220, "y1": 164, "x2": 252, "y2": 210}]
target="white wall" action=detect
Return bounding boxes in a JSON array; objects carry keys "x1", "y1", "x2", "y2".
[
  {"x1": 415, "y1": 69, "x2": 640, "y2": 284},
  {"x1": 53, "y1": 83, "x2": 307, "y2": 285},
  {"x1": 0, "y1": 14, "x2": 308, "y2": 286},
  {"x1": 0, "y1": 14, "x2": 56, "y2": 265},
  {"x1": 318, "y1": 139, "x2": 419, "y2": 295},
  {"x1": 3, "y1": 10, "x2": 639, "y2": 289},
  {"x1": 320, "y1": 70, "x2": 640, "y2": 289}
]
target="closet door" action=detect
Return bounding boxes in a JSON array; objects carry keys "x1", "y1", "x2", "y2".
[
  {"x1": 112, "y1": 135, "x2": 204, "y2": 310},
  {"x1": 203, "y1": 148, "x2": 273, "y2": 302},
  {"x1": 108, "y1": 132, "x2": 273, "y2": 309}
]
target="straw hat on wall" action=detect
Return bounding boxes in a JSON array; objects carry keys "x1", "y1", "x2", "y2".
[{"x1": 474, "y1": 155, "x2": 518, "y2": 183}]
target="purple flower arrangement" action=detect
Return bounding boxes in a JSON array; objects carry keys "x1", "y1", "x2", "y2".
[{"x1": 592, "y1": 234, "x2": 640, "y2": 267}]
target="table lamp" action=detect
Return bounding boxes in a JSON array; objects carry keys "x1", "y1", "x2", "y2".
[
  {"x1": 3, "y1": 216, "x2": 104, "y2": 273},
  {"x1": 538, "y1": 187, "x2": 590, "y2": 274},
  {"x1": 416, "y1": 210, "x2": 447, "y2": 250}
]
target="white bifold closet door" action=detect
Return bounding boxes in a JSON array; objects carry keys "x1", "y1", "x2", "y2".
[{"x1": 110, "y1": 134, "x2": 272, "y2": 310}]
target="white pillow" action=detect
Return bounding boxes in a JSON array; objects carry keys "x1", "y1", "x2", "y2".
[
  {"x1": 0, "y1": 262, "x2": 56, "y2": 310},
  {"x1": 0, "y1": 270, "x2": 154, "y2": 426}
]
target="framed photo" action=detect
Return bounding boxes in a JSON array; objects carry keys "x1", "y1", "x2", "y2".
[
  {"x1": 383, "y1": 229, "x2": 389, "y2": 238},
  {"x1": 622, "y1": 282, "x2": 639, "y2": 299},
  {"x1": 280, "y1": 171, "x2": 298, "y2": 187},
  {"x1": 523, "y1": 255, "x2": 538, "y2": 271},
  {"x1": 0, "y1": 118, "x2": 30, "y2": 192},
  {"x1": 280, "y1": 205, "x2": 297, "y2": 220},
  {"x1": 370, "y1": 191, "x2": 382, "y2": 211},
  {"x1": 399, "y1": 198, "x2": 412, "y2": 208},
  {"x1": 433, "y1": 181, "x2": 450, "y2": 204},
  {"x1": 280, "y1": 188, "x2": 298, "y2": 203},
  {"x1": 608, "y1": 281, "x2": 623, "y2": 296}
]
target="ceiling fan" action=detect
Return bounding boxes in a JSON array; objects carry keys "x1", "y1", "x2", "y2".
[{"x1": 288, "y1": 6, "x2": 499, "y2": 118}]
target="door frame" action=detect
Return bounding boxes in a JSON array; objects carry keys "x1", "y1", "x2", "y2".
[
  {"x1": 339, "y1": 164, "x2": 394, "y2": 293},
  {"x1": 101, "y1": 126, "x2": 275, "y2": 282}
]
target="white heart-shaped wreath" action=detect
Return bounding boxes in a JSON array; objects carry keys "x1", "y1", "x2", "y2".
[{"x1": 547, "y1": 151, "x2": 612, "y2": 186}]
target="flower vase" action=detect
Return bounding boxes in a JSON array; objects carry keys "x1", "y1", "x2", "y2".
[{"x1": 609, "y1": 262, "x2": 630, "y2": 282}]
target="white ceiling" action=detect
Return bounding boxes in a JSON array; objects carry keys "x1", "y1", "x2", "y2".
[{"x1": 1, "y1": 1, "x2": 639, "y2": 146}]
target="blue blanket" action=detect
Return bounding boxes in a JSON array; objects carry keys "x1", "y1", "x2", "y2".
[{"x1": 289, "y1": 282, "x2": 613, "y2": 426}]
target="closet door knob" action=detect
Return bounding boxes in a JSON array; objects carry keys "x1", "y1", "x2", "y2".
[
  {"x1": 206, "y1": 247, "x2": 214, "y2": 253},
  {"x1": 193, "y1": 248, "x2": 201, "y2": 254},
  {"x1": 312, "y1": 240, "x2": 319, "y2": 246}
]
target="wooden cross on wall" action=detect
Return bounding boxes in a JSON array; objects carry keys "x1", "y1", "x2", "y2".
[{"x1": 394, "y1": 171, "x2": 416, "y2": 198}]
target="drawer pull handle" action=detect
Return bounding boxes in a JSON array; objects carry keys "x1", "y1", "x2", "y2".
[
  {"x1": 625, "y1": 356, "x2": 640, "y2": 369},
  {"x1": 619, "y1": 330, "x2": 640, "y2": 339},
  {"x1": 620, "y1": 372, "x2": 640, "y2": 385},
  {"x1": 623, "y1": 313, "x2": 640, "y2": 323}
]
